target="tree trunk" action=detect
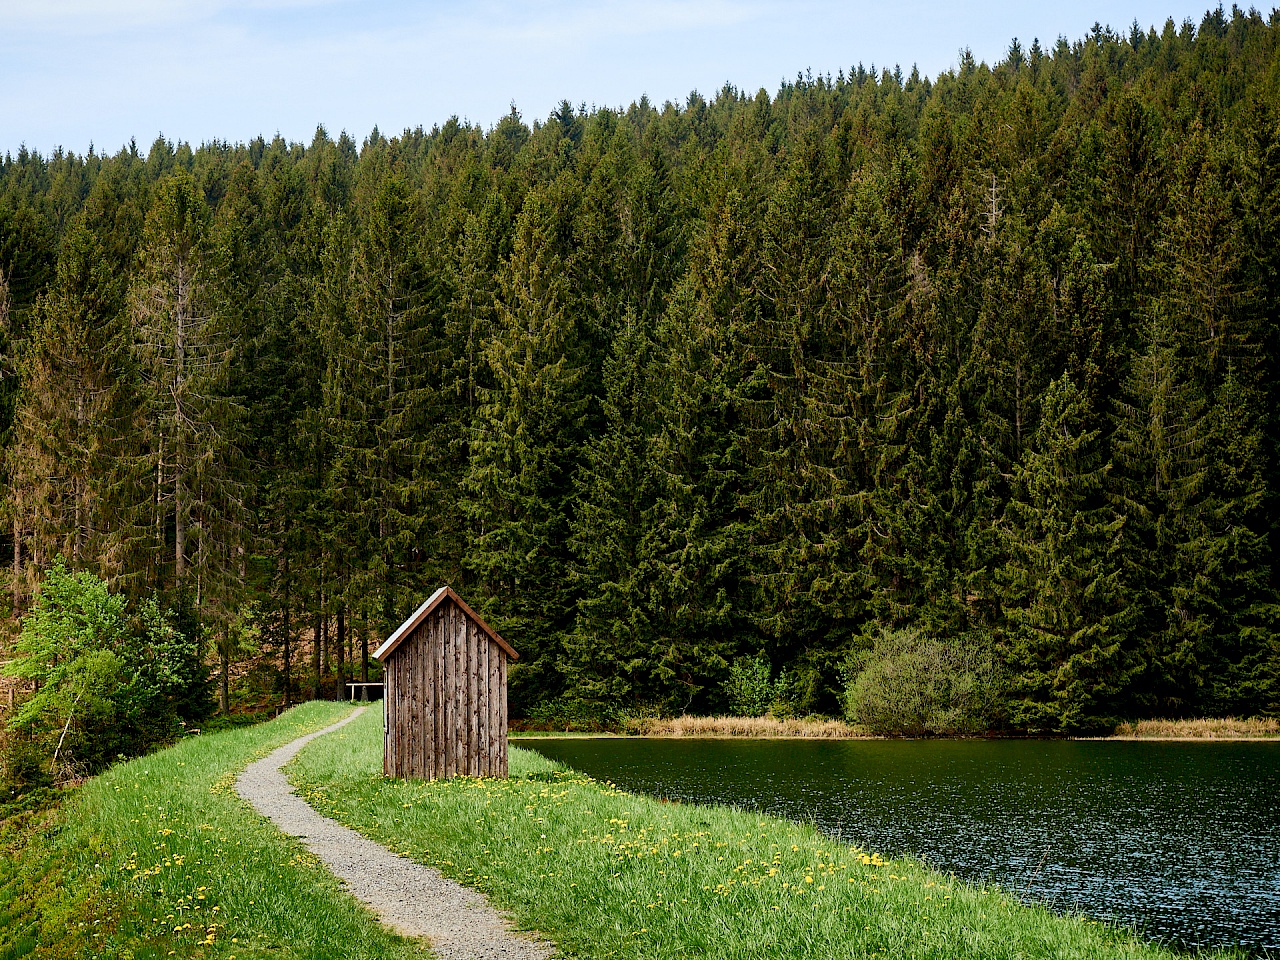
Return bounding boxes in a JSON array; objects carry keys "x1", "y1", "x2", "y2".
[
  {"x1": 12, "y1": 518, "x2": 20, "y2": 614},
  {"x1": 282, "y1": 554, "x2": 291, "y2": 708},
  {"x1": 219, "y1": 641, "x2": 230, "y2": 716},
  {"x1": 320, "y1": 609, "x2": 329, "y2": 690},
  {"x1": 51, "y1": 689, "x2": 83, "y2": 774},
  {"x1": 311, "y1": 605, "x2": 321, "y2": 701},
  {"x1": 155, "y1": 432, "x2": 164, "y2": 588},
  {"x1": 175, "y1": 470, "x2": 186, "y2": 581},
  {"x1": 359, "y1": 618, "x2": 369, "y2": 700},
  {"x1": 174, "y1": 257, "x2": 188, "y2": 583},
  {"x1": 336, "y1": 605, "x2": 347, "y2": 700},
  {"x1": 74, "y1": 395, "x2": 85, "y2": 563},
  {"x1": 73, "y1": 482, "x2": 83, "y2": 563}
]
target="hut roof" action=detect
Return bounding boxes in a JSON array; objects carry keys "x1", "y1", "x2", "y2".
[{"x1": 373, "y1": 586, "x2": 519, "y2": 663}]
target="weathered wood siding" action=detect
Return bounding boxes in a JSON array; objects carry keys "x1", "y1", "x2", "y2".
[{"x1": 383, "y1": 597, "x2": 509, "y2": 779}]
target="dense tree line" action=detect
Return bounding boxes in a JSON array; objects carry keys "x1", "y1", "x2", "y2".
[{"x1": 3, "y1": 7, "x2": 1280, "y2": 736}]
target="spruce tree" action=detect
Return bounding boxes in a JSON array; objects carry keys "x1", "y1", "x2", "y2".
[
  {"x1": 645, "y1": 183, "x2": 761, "y2": 712},
  {"x1": 1199, "y1": 370, "x2": 1278, "y2": 714},
  {"x1": 999, "y1": 375, "x2": 1136, "y2": 732},
  {"x1": 563, "y1": 310, "x2": 662, "y2": 706},
  {"x1": 464, "y1": 187, "x2": 587, "y2": 705},
  {"x1": 129, "y1": 170, "x2": 244, "y2": 614},
  {"x1": 324, "y1": 174, "x2": 448, "y2": 633},
  {"x1": 745, "y1": 130, "x2": 845, "y2": 662},
  {"x1": 7, "y1": 224, "x2": 136, "y2": 587}
]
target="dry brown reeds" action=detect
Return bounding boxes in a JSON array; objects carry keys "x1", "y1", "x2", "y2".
[
  {"x1": 1110, "y1": 716, "x2": 1280, "y2": 739},
  {"x1": 622, "y1": 714, "x2": 869, "y2": 738}
]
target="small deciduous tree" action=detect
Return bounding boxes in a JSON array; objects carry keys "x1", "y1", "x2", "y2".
[
  {"x1": 2, "y1": 560, "x2": 209, "y2": 777},
  {"x1": 723, "y1": 655, "x2": 780, "y2": 717}
]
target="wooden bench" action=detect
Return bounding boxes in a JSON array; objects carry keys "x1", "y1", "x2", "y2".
[{"x1": 346, "y1": 682, "x2": 384, "y2": 701}]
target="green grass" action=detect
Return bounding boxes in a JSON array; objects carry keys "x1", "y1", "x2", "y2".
[
  {"x1": 290, "y1": 707, "x2": 1235, "y2": 960},
  {"x1": 1, "y1": 702, "x2": 1245, "y2": 960},
  {"x1": 0, "y1": 701, "x2": 426, "y2": 960}
]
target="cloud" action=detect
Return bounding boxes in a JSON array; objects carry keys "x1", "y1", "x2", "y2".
[
  {"x1": 0, "y1": 0, "x2": 347, "y2": 33},
  {"x1": 455, "y1": 0, "x2": 768, "y2": 43}
]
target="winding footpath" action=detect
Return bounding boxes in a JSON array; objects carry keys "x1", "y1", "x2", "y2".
[{"x1": 236, "y1": 707, "x2": 554, "y2": 960}]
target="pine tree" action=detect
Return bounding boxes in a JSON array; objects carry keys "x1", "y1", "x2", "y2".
[
  {"x1": 7, "y1": 223, "x2": 137, "y2": 590},
  {"x1": 464, "y1": 188, "x2": 587, "y2": 705},
  {"x1": 129, "y1": 170, "x2": 244, "y2": 616},
  {"x1": 999, "y1": 375, "x2": 1137, "y2": 732}
]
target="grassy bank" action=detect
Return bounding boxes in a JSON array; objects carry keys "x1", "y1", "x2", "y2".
[
  {"x1": 0, "y1": 701, "x2": 422, "y2": 960},
  {"x1": 513, "y1": 716, "x2": 867, "y2": 739},
  {"x1": 1109, "y1": 717, "x2": 1280, "y2": 739},
  {"x1": 290, "y1": 708, "x2": 1233, "y2": 960},
  {"x1": 621, "y1": 715, "x2": 866, "y2": 738},
  {"x1": 516, "y1": 714, "x2": 1280, "y2": 741}
]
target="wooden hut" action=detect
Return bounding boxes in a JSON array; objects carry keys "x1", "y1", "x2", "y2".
[{"x1": 373, "y1": 586, "x2": 518, "y2": 780}]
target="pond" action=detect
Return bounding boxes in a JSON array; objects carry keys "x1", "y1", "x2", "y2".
[{"x1": 524, "y1": 737, "x2": 1280, "y2": 954}]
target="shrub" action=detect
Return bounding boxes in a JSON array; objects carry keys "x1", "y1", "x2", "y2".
[
  {"x1": 0, "y1": 731, "x2": 50, "y2": 795},
  {"x1": 2, "y1": 559, "x2": 211, "y2": 779},
  {"x1": 841, "y1": 629, "x2": 1006, "y2": 735},
  {"x1": 518, "y1": 697, "x2": 620, "y2": 732},
  {"x1": 724, "y1": 655, "x2": 781, "y2": 717}
]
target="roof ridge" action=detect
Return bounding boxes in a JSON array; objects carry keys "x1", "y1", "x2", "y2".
[{"x1": 372, "y1": 586, "x2": 518, "y2": 662}]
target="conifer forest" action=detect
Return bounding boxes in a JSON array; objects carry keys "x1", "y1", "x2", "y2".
[{"x1": 4, "y1": 8, "x2": 1280, "y2": 750}]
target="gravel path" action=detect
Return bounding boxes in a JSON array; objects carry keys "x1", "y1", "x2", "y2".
[{"x1": 236, "y1": 707, "x2": 554, "y2": 959}]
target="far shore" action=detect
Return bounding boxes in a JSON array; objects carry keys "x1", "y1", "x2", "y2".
[
  {"x1": 510, "y1": 714, "x2": 1280, "y2": 741},
  {"x1": 1104, "y1": 716, "x2": 1280, "y2": 740}
]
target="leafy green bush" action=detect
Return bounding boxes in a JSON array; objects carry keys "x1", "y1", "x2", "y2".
[
  {"x1": 0, "y1": 730, "x2": 51, "y2": 795},
  {"x1": 2, "y1": 559, "x2": 211, "y2": 778},
  {"x1": 519, "y1": 697, "x2": 621, "y2": 732},
  {"x1": 724, "y1": 655, "x2": 784, "y2": 717},
  {"x1": 841, "y1": 629, "x2": 1006, "y2": 735}
]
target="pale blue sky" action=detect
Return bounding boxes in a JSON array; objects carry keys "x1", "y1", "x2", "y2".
[{"x1": 1, "y1": 1, "x2": 1229, "y2": 157}]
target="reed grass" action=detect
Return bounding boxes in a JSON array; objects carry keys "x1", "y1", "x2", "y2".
[
  {"x1": 1111, "y1": 716, "x2": 1280, "y2": 739},
  {"x1": 621, "y1": 714, "x2": 868, "y2": 738}
]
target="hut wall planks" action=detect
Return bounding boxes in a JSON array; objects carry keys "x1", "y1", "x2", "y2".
[{"x1": 379, "y1": 589, "x2": 513, "y2": 780}]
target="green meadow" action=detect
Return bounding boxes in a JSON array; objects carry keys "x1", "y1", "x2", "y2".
[
  {"x1": 291, "y1": 707, "x2": 1234, "y2": 960},
  {"x1": 0, "y1": 703, "x2": 1244, "y2": 958},
  {"x1": 0, "y1": 702, "x2": 419, "y2": 960}
]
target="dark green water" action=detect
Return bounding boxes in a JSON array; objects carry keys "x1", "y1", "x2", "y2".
[{"x1": 525, "y1": 737, "x2": 1280, "y2": 953}]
